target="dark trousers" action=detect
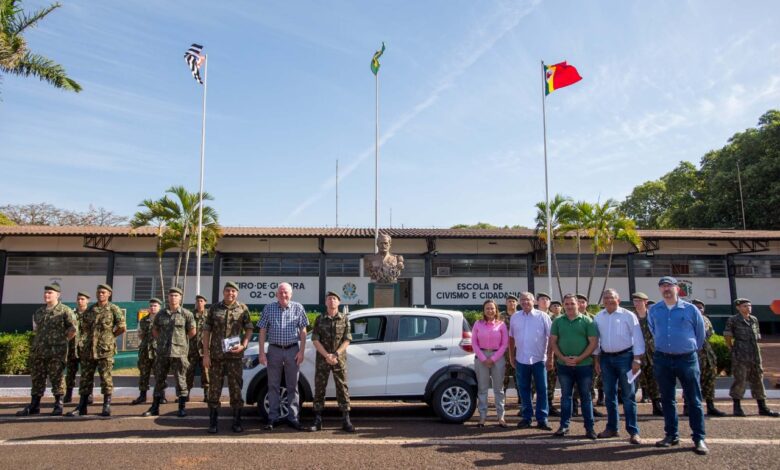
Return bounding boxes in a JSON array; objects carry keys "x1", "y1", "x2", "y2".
[
  {"x1": 654, "y1": 351, "x2": 705, "y2": 442},
  {"x1": 267, "y1": 344, "x2": 301, "y2": 422},
  {"x1": 557, "y1": 364, "x2": 595, "y2": 430},
  {"x1": 515, "y1": 361, "x2": 548, "y2": 423}
]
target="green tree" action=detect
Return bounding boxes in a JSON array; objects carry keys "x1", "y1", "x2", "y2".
[
  {"x1": 598, "y1": 213, "x2": 641, "y2": 296},
  {"x1": 0, "y1": 211, "x2": 14, "y2": 225},
  {"x1": 130, "y1": 199, "x2": 178, "y2": 299},
  {"x1": 450, "y1": 222, "x2": 500, "y2": 229},
  {"x1": 620, "y1": 180, "x2": 668, "y2": 228},
  {"x1": 534, "y1": 194, "x2": 572, "y2": 299},
  {"x1": 0, "y1": 0, "x2": 81, "y2": 92},
  {"x1": 559, "y1": 200, "x2": 594, "y2": 294}
]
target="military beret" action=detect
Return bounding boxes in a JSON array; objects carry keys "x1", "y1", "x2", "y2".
[
  {"x1": 647, "y1": 300, "x2": 656, "y2": 306},
  {"x1": 76, "y1": 291, "x2": 91, "y2": 299},
  {"x1": 168, "y1": 287, "x2": 183, "y2": 296},
  {"x1": 550, "y1": 300, "x2": 562, "y2": 306},
  {"x1": 575, "y1": 294, "x2": 588, "y2": 301},
  {"x1": 223, "y1": 281, "x2": 239, "y2": 291},
  {"x1": 97, "y1": 283, "x2": 113, "y2": 293},
  {"x1": 631, "y1": 292, "x2": 649, "y2": 300},
  {"x1": 44, "y1": 283, "x2": 61, "y2": 293},
  {"x1": 691, "y1": 298, "x2": 705, "y2": 307},
  {"x1": 195, "y1": 294, "x2": 208, "y2": 302},
  {"x1": 506, "y1": 295, "x2": 518, "y2": 302},
  {"x1": 149, "y1": 298, "x2": 162, "y2": 305},
  {"x1": 325, "y1": 291, "x2": 341, "y2": 301},
  {"x1": 735, "y1": 298, "x2": 751, "y2": 306},
  {"x1": 658, "y1": 276, "x2": 678, "y2": 286},
  {"x1": 536, "y1": 292, "x2": 551, "y2": 300}
]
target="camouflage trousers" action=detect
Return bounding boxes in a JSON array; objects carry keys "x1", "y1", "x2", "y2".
[
  {"x1": 207, "y1": 359, "x2": 243, "y2": 409},
  {"x1": 699, "y1": 345, "x2": 718, "y2": 401},
  {"x1": 137, "y1": 347, "x2": 155, "y2": 392},
  {"x1": 313, "y1": 358, "x2": 350, "y2": 412},
  {"x1": 153, "y1": 356, "x2": 189, "y2": 399},
  {"x1": 64, "y1": 355, "x2": 80, "y2": 391},
  {"x1": 640, "y1": 352, "x2": 660, "y2": 400},
  {"x1": 79, "y1": 357, "x2": 114, "y2": 396},
  {"x1": 186, "y1": 353, "x2": 210, "y2": 393},
  {"x1": 30, "y1": 354, "x2": 66, "y2": 396},
  {"x1": 730, "y1": 357, "x2": 766, "y2": 401},
  {"x1": 547, "y1": 363, "x2": 557, "y2": 404}
]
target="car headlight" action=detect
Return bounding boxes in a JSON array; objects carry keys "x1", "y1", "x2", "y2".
[{"x1": 242, "y1": 354, "x2": 259, "y2": 370}]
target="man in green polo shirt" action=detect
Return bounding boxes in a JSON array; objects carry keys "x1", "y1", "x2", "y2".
[{"x1": 550, "y1": 293, "x2": 599, "y2": 439}]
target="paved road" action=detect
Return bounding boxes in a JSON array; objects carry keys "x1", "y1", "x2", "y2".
[{"x1": 2, "y1": 398, "x2": 779, "y2": 469}]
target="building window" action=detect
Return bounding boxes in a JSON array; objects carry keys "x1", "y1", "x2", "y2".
[
  {"x1": 543, "y1": 255, "x2": 628, "y2": 277},
  {"x1": 6, "y1": 256, "x2": 107, "y2": 275},
  {"x1": 402, "y1": 258, "x2": 425, "y2": 277},
  {"x1": 733, "y1": 257, "x2": 780, "y2": 278},
  {"x1": 326, "y1": 258, "x2": 360, "y2": 276},
  {"x1": 433, "y1": 258, "x2": 526, "y2": 277},
  {"x1": 132, "y1": 276, "x2": 174, "y2": 301},
  {"x1": 633, "y1": 256, "x2": 726, "y2": 278},
  {"x1": 221, "y1": 256, "x2": 319, "y2": 277},
  {"x1": 114, "y1": 256, "x2": 214, "y2": 276}
]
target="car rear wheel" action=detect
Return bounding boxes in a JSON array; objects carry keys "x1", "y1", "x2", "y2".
[
  {"x1": 257, "y1": 383, "x2": 291, "y2": 421},
  {"x1": 431, "y1": 378, "x2": 476, "y2": 423}
]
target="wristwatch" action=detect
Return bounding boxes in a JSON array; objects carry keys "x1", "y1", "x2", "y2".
[{"x1": 633, "y1": 359, "x2": 642, "y2": 365}]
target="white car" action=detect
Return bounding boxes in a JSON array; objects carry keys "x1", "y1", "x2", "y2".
[{"x1": 241, "y1": 307, "x2": 477, "y2": 423}]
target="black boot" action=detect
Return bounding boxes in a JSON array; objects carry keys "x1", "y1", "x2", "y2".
[
  {"x1": 66, "y1": 394, "x2": 88, "y2": 417},
  {"x1": 706, "y1": 400, "x2": 725, "y2": 417},
  {"x1": 596, "y1": 389, "x2": 605, "y2": 407},
  {"x1": 232, "y1": 408, "x2": 243, "y2": 433},
  {"x1": 342, "y1": 411, "x2": 355, "y2": 433},
  {"x1": 131, "y1": 391, "x2": 147, "y2": 405},
  {"x1": 100, "y1": 395, "x2": 112, "y2": 417},
  {"x1": 758, "y1": 400, "x2": 780, "y2": 417},
  {"x1": 202, "y1": 386, "x2": 209, "y2": 403},
  {"x1": 87, "y1": 394, "x2": 94, "y2": 405},
  {"x1": 310, "y1": 412, "x2": 323, "y2": 431},
  {"x1": 208, "y1": 407, "x2": 219, "y2": 434},
  {"x1": 63, "y1": 388, "x2": 73, "y2": 404},
  {"x1": 652, "y1": 399, "x2": 664, "y2": 416},
  {"x1": 733, "y1": 399, "x2": 746, "y2": 417},
  {"x1": 16, "y1": 395, "x2": 42, "y2": 416},
  {"x1": 52, "y1": 395, "x2": 63, "y2": 416},
  {"x1": 143, "y1": 396, "x2": 160, "y2": 417},
  {"x1": 177, "y1": 396, "x2": 187, "y2": 418}
]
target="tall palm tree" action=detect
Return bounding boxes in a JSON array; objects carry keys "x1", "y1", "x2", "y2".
[
  {"x1": 535, "y1": 194, "x2": 572, "y2": 299},
  {"x1": 585, "y1": 199, "x2": 619, "y2": 300},
  {"x1": 599, "y1": 214, "x2": 641, "y2": 296},
  {"x1": 130, "y1": 199, "x2": 177, "y2": 299},
  {"x1": 0, "y1": 0, "x2": 81, "y2": 92},
  {"x1": 559, "y1": 200, "x2": 594, "y2": 295}
]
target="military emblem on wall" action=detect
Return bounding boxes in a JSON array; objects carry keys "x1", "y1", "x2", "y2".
[
  {"x1": 677, "y1": 279, "x2": 693, "y2": 298},
  {"x1": 342, "y1": 282, "x2": 358, "y2": 301}
]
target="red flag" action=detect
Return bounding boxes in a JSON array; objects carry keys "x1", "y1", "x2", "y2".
[{"x1": 545, "y1": 61, "x2": 582, "y2": 95}]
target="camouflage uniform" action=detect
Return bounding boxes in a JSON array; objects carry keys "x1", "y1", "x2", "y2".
[
  {"x1": 502, "y1": 312, "x2": 516, "y2": 392},
  {"x1": 137, "y1": 312, "x2": 156, "y2": 393},
  {"x1": 698, "y1": 315, "x2": 718, "y2": 401},
  {"x1": 186, "y1": 308, "x2": 210, "y2": 395},
  {"x1": 30, "y1": 302, "x2": 76, "y2": 396},
  {"x1": 724, "y1": 314, "x2": 767, "y2": 400},
  {"x1": 152, "y1": 307, "x2": 195, "y2": 398},
  {"x1": 312, "y1": 311, "x2": 352, "y2": 412},
  {"x1": 79, "y1": 302, "x2": 125, "y2": 396},
  {"x1": 637, "y1": 315, "x2": 660, "y2": 400},
  {"x1": 547, "y1": 310, "x2": 560, "y2": 406},
  {"x1": 203, "y1": 300, "x2": 253, "y2": 409},
  {"x1": 64, "y1": 309, "x2": 85, "y2": 392}
]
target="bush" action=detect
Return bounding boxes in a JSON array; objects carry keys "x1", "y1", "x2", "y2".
[
  {"x1": 0, "y1": 332, "x2": 34, "y2": 375},
  {"x1": 708, "y1": 334, "x2": 731, "y2": 376}
]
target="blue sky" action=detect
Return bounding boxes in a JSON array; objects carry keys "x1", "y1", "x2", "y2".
[{"x1": 2, "y1": 0, "x2": 778, "y2": 229}]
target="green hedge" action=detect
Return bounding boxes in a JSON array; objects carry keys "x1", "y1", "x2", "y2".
[
  {"x1": 0, "y1": 332, "x2": 34, "y2": 375},
  {"x1": 709, "y1": 334, "x2": 731, "y2": 375}
]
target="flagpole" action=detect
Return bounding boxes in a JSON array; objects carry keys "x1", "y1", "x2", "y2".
[
  {"x1": 541, "y1": 60, "x2": 553, "y2": 296},
  {"x1": 336, "y1": 159, "x2": 339, "y2": 227},
  {"x1": 195, "y1": 54, "x2": 207, "y2": 296},
  {"x1": 374, "y1": 69, "x2": 380, "y2": 253}
]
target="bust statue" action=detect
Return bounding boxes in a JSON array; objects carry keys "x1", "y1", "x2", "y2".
[{"x1": 364, "y1": 233, "x2": 404, "y2": 283}]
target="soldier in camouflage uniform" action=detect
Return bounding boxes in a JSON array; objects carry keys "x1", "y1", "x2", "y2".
[
  {"x1": 17, "y1": 284, "x2": 77, "y2": 417},
  {"x1": 63, "y1": 291, "x2": 89, "y2": 404},
  {"x1": 683, "y1": 300, "x2": 725, "y2": 417},
  {"x1": 186, "y1": 294, "x2": 210, "y2": 402},
  {"x1": 310, "y1": 291, "x2": 354, "y2": 432},
  {"x1": 724, "y1": 298, "x2": 780, "y2": 417},
  {"x1": 502, "y1": 295, "x2": 520, "y2": 413},
  {"x1": 632, "y1": 292, "x2": 663, "y2": 416},
  {"x1": 67, "y1": 284, "x2": 126, "y2": 417},
  {"x1": 131, "y1": 298, "x2": 161, "y2": 405},
  {"x1": 143, "y1": 287, "x2": 196, "y2": 418},
  {"x1": 537, "y1": 293, "x2": 560, "y2": 417},
  {"x1": 202, "y1": 281, "x2": 253, "y2": 433}
]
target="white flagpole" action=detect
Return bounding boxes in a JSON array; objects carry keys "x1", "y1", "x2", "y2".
[
  {"x1": 196, "y1": 54, "x2": 207, "y2": 295},
  {"x1": 336, "y1": 159, "x2": 339, "y2": 227},
  {"x1": 374, "y1": 69, "x2": 380, "y2": 253},
  {"x1": 541, "y1": 60, "x2": 553, "y2": 295}
]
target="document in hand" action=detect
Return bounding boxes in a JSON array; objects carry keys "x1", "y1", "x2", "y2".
[
  {"x1": 222, "y1": 336, "x2": 240, "y2": 352},
  {"x1": 626, "y1": 368, "x2": 641, "y2": 384}
]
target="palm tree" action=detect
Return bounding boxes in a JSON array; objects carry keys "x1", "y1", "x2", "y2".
[
  {"x1": 585, "y1": 199, "x2": 620, "y2": 300},
  {"x1": 130, "y1": 199, "x2": 178, "y2": 299},
  {"x1": 559, "y1": 200, "x2": 594, "y2": 295},
  {"x1": 599, "y1": 214, "x2": 641, "y2": 296},
  {"x1": 0, "y1": 0, "x2": 81, "y2": 92},
  {"x1": 535, "y1": 194, "x2": 572, "y2": 299}
]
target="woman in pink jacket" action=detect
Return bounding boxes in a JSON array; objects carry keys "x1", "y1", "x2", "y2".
[{"x1": 472, "y1": 299, "x2": 509, "y2": 427}]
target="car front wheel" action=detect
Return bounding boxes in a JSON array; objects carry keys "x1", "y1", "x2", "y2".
[
  {"x1": 257, "y1": 383, "x2": 291, "y2": 421},
  {"x1": 431, "y1": 378, "x2": 476, "y2": 424}
]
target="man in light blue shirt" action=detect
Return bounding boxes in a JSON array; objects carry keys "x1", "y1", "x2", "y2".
[
  {"x1": 508, "y1": 292, "x2": 552, "y2": 430},
  {"x1": 648, "y1": 276, "x2": 708, "y2": 455}
]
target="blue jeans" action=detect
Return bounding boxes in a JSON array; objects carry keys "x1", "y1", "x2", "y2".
[
  {"x1": 599, "y1": 351, "x2": 638, "y2": 435},
  {"x1": 515, "y1": 361, "x2": 548, "y2": 423},
  {"x1": 654, "y1": 351, "x2": 705, "y2": 442},
  {"x1": 557, "y1": 364, "x2": 595, "y2": 431}
]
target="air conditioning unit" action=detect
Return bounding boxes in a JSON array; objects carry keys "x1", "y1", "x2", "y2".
[
  {"x1": 738, "y1": 265, "x2": 755, "y2": 276},
  {"x1": 436, "y1": 266, "x2": 451, "y2": 276}
]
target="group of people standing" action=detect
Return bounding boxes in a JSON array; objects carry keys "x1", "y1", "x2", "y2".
[{"x1": 470, "y1": 275, "x2": 779, "y2": 456}]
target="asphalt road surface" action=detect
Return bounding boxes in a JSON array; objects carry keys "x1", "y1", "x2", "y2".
[{"x1": 2, "y1": 397, "x2": 779, "y2": 469}]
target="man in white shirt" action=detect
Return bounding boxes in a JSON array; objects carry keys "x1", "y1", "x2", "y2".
[
  {"x1": 509, "y1": 292, "x2": 553, "y2": 430},
  {"x1": 593, "y1": 288, "x2": 645, "y2": 445}
]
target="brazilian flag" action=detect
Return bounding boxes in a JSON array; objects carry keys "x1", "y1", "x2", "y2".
[{"x1": 371, "y1": 42, "x2": 385, "y2": 75}]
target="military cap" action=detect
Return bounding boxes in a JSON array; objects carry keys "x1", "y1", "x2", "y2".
[
  {"x1": 691, "y1": 298, "x2": 705, "y2": 307},
  {"x1": 195, "y1": 294, "x2": 208, "y2": 302},
  {"x1": 149, "y1": 297, "x2": 162, "y2": 305},
  {"x1": 223, "y1": 281, "x2": 240, "y2": 291},
  {"x1": 536, "y1": 292, "x2": 551, "y2": 300},
  {"x1": 658, "y1": 276, "x2": 678, "y2": 286},
  {"x1": 647, "y1": 300, "x2": 656, "y2": 306},
  {"x1": 168, "y1": 287, "x2": 183, "y2": 296},
  {"x1": 631, "y1": 292, "x2": 649, "y2": 300},
  {"x1": 76, "y1": 291, "x2": 91, "y2": 299},
  {"x1": 575, "y1": 293, "x2": 588, "y2": 301},
  {"x1": 325, "y1": 290, "x2": 341, "y2": 301},
  {"x1": 734, "y1": 298, "x2": 751, "y2": 306},
  {"x1": 97, "y1": 283, "x2": 113, "y2": 293},
  {"x1": 44, "y1": 283, "x2": 61, "y2": 293},
  {"x1": 506, "y1": 295, "x2": 518, "y2": 302},
  {"x1": 550, "y1": 300, "x2": 562, "y2": 306}
]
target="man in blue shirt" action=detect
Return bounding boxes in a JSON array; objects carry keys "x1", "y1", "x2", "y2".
[{"x1": 648, "y1": 276, "x2": 708, "y2": 455}]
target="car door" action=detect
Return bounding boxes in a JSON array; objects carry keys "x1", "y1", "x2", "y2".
[
  {"x1": 385, "y1": 313, "x2": 452, "y2": 396},
  {"x1": 342, "y1": 314, "x2": 390, "y2": 397}
]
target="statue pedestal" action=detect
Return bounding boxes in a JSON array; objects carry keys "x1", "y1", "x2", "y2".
[{"x1": 369, "y1": 283, "x2": 400, "y2": 308}]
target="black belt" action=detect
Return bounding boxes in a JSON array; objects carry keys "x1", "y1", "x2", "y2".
[
  {"x1": 655, "y1": 350, "x2": 695, "y2": 358},
  {"x1": 270, "y1": 343, "x2": 298, "y2": 350},
  {"x1": 601, "y1": 347, "x2": 632, "y2": 356}
]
